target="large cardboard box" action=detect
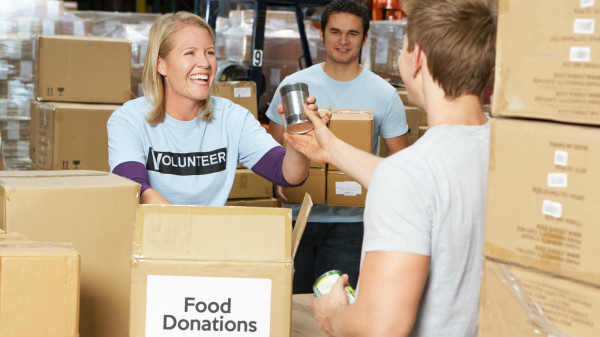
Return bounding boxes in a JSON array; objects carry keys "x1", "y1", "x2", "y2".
[
  {"x1": 34, "y1": 35, "x2": 131, "y2": 104},
  {"x1": 283, "y1": 167, "x2": 326, "y2": 204},
  {"x1": 327, "y1": 170, "x2": 366, "y2": 207},
  {"x1": 479, "y1": 258, "x2": 600, "y2": 337},
  {"x1": 228, "y1": 168, "x2": 273, "y2": 199},
  {"x1": 492, "y1": 0, "x2": 600, "y2": 125},
  {"x1": 485, "y1": 118, "x2": 600, "y2": 285},
  {"x1": 0, "y1": 170, "x2": 140, "y2": 337},
  {"x1": 329, "y1": 109, "x2": 374, "y2": 170},
  {"x1": 129, "y1": 195, "x2": 313, "y2": 337},
  {"x1": 212, "y1": 81, "x2": 258, "y2": 120},
  {"x1": 0, "y1": 234, "x2": 80, "y2": 337},
  {"x1": 30, "y1": 101, "x2": 119, "y2": 171}
]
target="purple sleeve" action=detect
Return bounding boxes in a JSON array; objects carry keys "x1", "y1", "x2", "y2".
[
  {"x1": 112, "y1": 161, "x2": 151, "y2": 194},
  {"x1": 251, "y1": 146, "x2": 307, "y2": 187}
]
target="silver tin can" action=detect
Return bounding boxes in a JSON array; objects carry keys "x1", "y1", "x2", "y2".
[
  {"x1": 280, "y1": 82, "x2": 314, "y2": 134},
  {"x1": 313, "y1": 270, "x2": 356, "y2": 304}
]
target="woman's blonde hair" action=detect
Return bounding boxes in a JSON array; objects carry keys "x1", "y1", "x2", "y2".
[{"x1": 143, "y1": 11, "x2": 216, "y2": 124}]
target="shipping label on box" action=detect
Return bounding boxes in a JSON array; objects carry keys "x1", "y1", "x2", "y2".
[
  {"x1": 479, "y1": 258, "x2": 600, "y2": 337},
  {"x1": 130, "y1": 199, "x2": 313, "y2": 337},
  {"x1": 485, "y1": 118, "x2": 600, "y2": 285},
  {"x1": 492, "y1": 0, "x2": 600, "y2": 125},
  {"x1": 0, "y1": 170, "x2": 140, "y2": 337},
  {"x1": 34, "y1": 35, "x2": 131, "y2": 104},
  {"x1": 31, "y1": 101, "x2": 120, "y2": 171},
  {"x1": 326, "y1": 170, "x2": 366, "y2": 207}
]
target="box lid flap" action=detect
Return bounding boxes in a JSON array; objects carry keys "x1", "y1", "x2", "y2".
[{"x1": 291, "y1": 193, "x2": 313, "y2": 259}]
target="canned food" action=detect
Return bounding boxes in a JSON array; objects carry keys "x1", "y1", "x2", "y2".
[
  {"x1": 313, "y1": 270, "x2": 356, "y2": 304},
  {"x1": 280, "y1": 82, "x2": 313, "y2": 134}
]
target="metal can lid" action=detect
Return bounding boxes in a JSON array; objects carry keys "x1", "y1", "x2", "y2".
[{"x1": 280, "y1": 82, "x2": 309, "y2": 97}]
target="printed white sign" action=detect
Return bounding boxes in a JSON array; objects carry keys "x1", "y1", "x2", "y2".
[
  {"x1": 573, "y1": 18, "x2": 595, "y2": 34},
  {"x1": 335, "y1": 181, "x2": 362, "y2": 196},
  {"x1": 569, "y1": 46, "x2": 591, "y2": 62},
  {"x1": 234, "y1": 87, "x2": 252, "y2": 98},
  {"x1": 554, "y1": 150, "x2": 568, "y2": 167},
  {"x1": 581, "y1": 0, "x2": 594, "y2": 8},
  {"x1": 145, "y1": 275, "x2": 272, "y2": 337},
  {"x1": 542, "y1": 200, "x2": 562, "y2": 219}
]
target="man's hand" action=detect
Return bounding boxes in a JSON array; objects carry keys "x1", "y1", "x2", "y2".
[
  {"x1": 275, "y1": 185, "x2": 288, "y2": 203},
  {"x1": 312, "y1": 274, "x2": 350, "y2": 336},
  {"x1": 282, "y1": 104, "x2": 335, "y2": 165}
]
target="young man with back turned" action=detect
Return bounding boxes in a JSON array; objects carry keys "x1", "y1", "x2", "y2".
[{"x1": 283, "y1": 0, "x2": 496, "y2": 335}]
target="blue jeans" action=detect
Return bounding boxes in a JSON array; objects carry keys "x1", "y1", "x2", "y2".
[{"x1": 292, "y1": 221, "x2": 363, "y2": 294}]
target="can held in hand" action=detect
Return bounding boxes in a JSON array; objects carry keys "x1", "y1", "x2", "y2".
[
  {"x1": 313, "y1": 270, "x2": 356, "y2": 304},
  {"x1": 280, "y1": 82, "x2": 314, "y2": 134}
]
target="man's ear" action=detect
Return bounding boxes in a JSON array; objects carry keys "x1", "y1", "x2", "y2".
[
  {"x1": 412, "y1": 43, "x2": 424, "y2": 77},
  {"x1": 319, "y1": 29, "x2": 324, "y2": 43},
  {"x1": 361, "y1": 33, "x2": 369, "y2": 47},
  {"x1": 157, "y1": 57, "x2": 167, "y2": 76}
]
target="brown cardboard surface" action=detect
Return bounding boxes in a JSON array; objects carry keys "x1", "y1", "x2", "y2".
[
  {"x1": 0, "y1": 170, "x2": 140, "y2": 337},
  {"x1": 226, "y1": 197, "x2": 278, "y2": 207},
  {"x1": 479, "y1": 258, "x2": 600, "y2": 337},
  {"x1": 283, "y1": 167, "x2": 326, "y2": 204},
  {"x1": 228, "y1": 168, "x2": 273, "y2": 199},
  {"x1": 0, "y1": 235, "x2": 80, "y2": 337},
  {"x1": 211, "y1": 81, "x2": 258, "y2": 119},
  {"x1": 492, "y1": 0, "x2": 600, "y2": 125},
  {"x1": 291, "y1": 193, "x2": 313, "y2": 260},
  {"x1": 31, "y1": 101, "x2": 120, "y2": 171},
  {"x1": 291, "y1": 294, "x2": 328, "y2": 337},
  {"x1": 130, "y1": 201, "x2": 312, "y2": 337},
  {"x1": 329, "y1": 110, "x2": 373, "y2": 170},
  {"x1": 485, "y1": 118, "x2": 600, "y2": 285},
  {"x1": 326, "y1": 171, "x2": 366, "y2": 207},
  {"x1": 35, "y1": 35, "x2": 131, "y2": 104}
]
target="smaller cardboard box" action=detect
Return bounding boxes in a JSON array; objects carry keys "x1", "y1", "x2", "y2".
[
  {"x1": 212, "y1": 81, "x2": 258, "y2": 120},
  {"x1": 326, "y1": 170, "x2": 366, "y2": 207},
  {"x1": 329, "y1": 109, "x2": 373, "y2": 170},
  {"x1": 479, "y1": 258, "x2": 600, "y2": 337},
  {"x1": 226, "y1": 197, "x2": 278, "y2": 207},
  {"x1": 130, "y1": 195, "x2": 313, "y2": 337},
  {"x1": 30, "y1": 101, "x2": 120, "y2": 171},
  {"x1": 34, "y1": 35, "x2": 131, "y2": 104},
  {"x1": 0, "y1": 234, "x2": 80, "y2": 337},
  {"x1": 283, "y1": 167, "x2": 326, "y2": 204},
  {"x1": 228, "y1": 169, "x2": 273, "y2": 200}
]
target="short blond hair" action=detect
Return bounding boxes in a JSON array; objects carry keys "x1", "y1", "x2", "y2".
[{"x1": 143, "y1": 11, "x2": 216, "y2": 124}]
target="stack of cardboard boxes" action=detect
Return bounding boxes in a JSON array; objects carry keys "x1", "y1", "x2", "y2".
[
  {"x1": 211, "y1": 80, "x2": 278, "y2": 207},
  {"x1": 29, "y1": 34, "x2": 131, "y2": 171},
  {"x1": 284, "y1": 109, "x2": 373, "y2": 207},
  {"x1": 479, "y1": 1, "x2": 600, "y2": 336}
]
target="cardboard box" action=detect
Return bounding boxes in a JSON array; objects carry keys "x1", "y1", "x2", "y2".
[
  {"x1": 479, "y1": 258, "x2": 600, "y2": 337},
  {"x1": 326, "y1": 170, "x2": 366, "y2": 207},
  {"x1": 31, "y1": 101, "x2": 120, "y2": 171},
  {"x1": 228, "y1": 169, "x2": 273, "y2": 199},
  {"x1": 283, "y1": 167, "x2": 326, "y2": 204},
  {"x1": 129, "y1": 195, "x2": 313, "y2": 337},
  {"x1": 0, "y1": 235, "x2": 80, "y2": 337},
  {"x1": 291, "y1": 294, "x2": 328, "y2": 337},
  {"x1": 329, "y1": 109, "x2": 373, "y2": 170},
  {"x1": 492, "y1": 0, "x2": 600, "y2": 125},
  {"x1": 0, "y1": 170, "x2": 140, "y2": 337},
  {"x1": 211, "y1": 81, "x2": 258, "y2": 120},
  {"x1": 485, "y1": 118, "x2": 600, "y2": 285},
  {"x1": 226, "y1": 197, "x2": 278, "y2": 207},
  {"x1": 34, "y1": 35, "x2": 131, "y2": 104}
]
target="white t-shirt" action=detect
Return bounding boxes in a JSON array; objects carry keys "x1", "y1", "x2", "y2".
[
  {"x1": 266, "y1": 63, "x2": 409, "y2": 222},
  {"x1": 363, "y1": 122, "x2": 491, "y2": 337},
  {"x1": 107, "y1": 96, "x2": 279, "y2": 206}
]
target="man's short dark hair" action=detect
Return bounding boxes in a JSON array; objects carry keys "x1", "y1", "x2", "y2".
[{"x1": 320, "y1": 0, "x2": 370, "y2": 41}]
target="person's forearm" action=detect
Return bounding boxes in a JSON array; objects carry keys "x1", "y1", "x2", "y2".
[
  {"x1": 282, "y1": 144, "x2": 310, "y2": 185},
  {"x1": 140, "y1": 188, "x2": 171, "y2": 204},
  {"x1": 328, "y1": 138, "x2": 383, "y2": 189}
]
